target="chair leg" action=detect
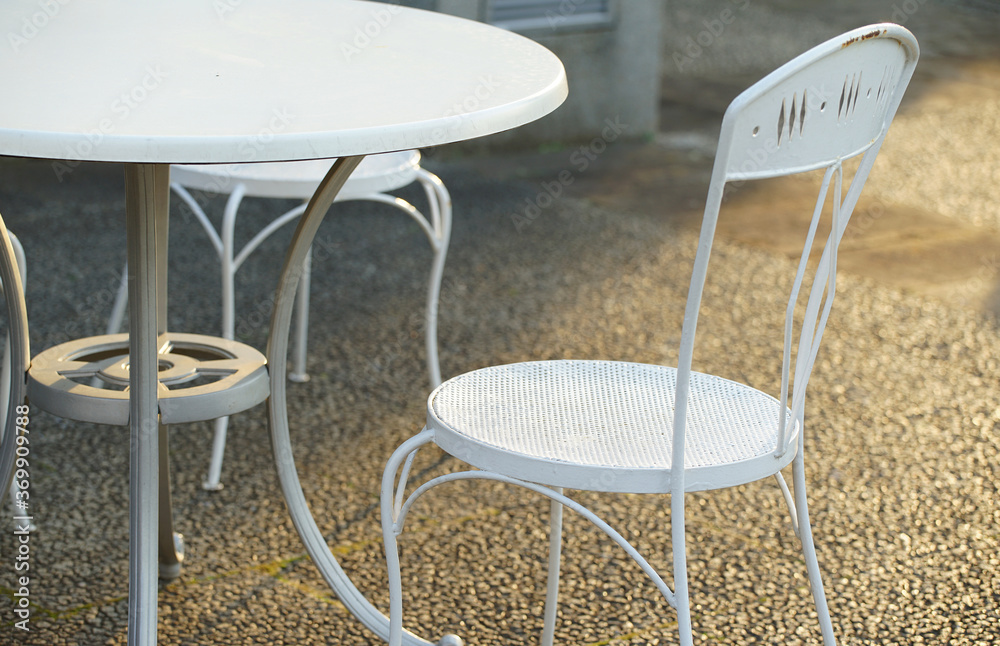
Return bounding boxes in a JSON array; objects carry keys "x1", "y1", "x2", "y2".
[
  {"x1": 107, "y1": 264, "x2": 129, "y2": 335},
  {"x1": 382, "y1": 498, "x2": 406, "y2": 646},
  {"x1": 671, "y1": 491, "x2": 695, "y2": 646},
  {"x1": 158, "y1": 422, "x2": 184, "y2": 580},
  {"x1": 381, "y1": 433, "x2": 429, "y2": 646},
  {"x1": 424, "y1": 237, "x2": 446, "y2": 388},
  {"x1": 541, "y1": 491, "x2": 563, "y2": 646},
  {"x1": 202, "y1": 189, "x2": 243, "y2": 491},
  {"x1": 380, "y1": 431, "x2": 467, "y2": 646},
  {"x1": 94, "y1": 264, "x2": 130, "y2": 390},
  {"x1": 288, "y1": 247, "x2": 312, "y2": 383},
  {"x1": 202, "y1": 416, "x2": 228, "y2": 491},
  {"x1": 358, "y1": 172, "x2": 452, "y2": 389},
  {"x1": 416, "y1": 170, "x2": 452, "y2": 389},
  {"x1": 108, "y1": 200, "x2": 233, "y2": 492},
  {"x1": 792, "y1": 455, "x2": 837, "y2": 645},
  {"x1": 383, "y1": 460, "x2": 691, "y2": 646}
]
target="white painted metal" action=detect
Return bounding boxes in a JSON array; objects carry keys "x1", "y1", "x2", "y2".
[
  {"x1": 0, "y1": 230, "x2": 29, "y2": 521},
  {"x1": 27, "y1": 332, "x2": 269, "y2": 426},
  {"x1": 0, "y1": 2, "x2": 566, "y2": 643},
  {"x1": 541, "y1": 489, "x2": 562, "y2": 646},
  {"x1": 268, "y1": 157, "x2": 431, "y2": 645},
  {"x1": 0, "y1": 1, "x2": 568, "y2": 164},
  {"x1": 380, "y1": 24, "x2": 919, "y2": 646},
  {"x1": 106, "y1": 151, "x2": 452, "y2": 490},
  {"x1": 267, "y1": 158, "x2": 466, "y2": 646},
  {"x1": 123, "y1": 163, "x2": 163, "y2": 644},
  {"x1": 156, "y1": 417, "x2": 185, "y2": 580}
]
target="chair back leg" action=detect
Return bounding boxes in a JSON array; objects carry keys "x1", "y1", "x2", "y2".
[
  {"x1": 672, "y1": 492, "x2": 694, "y2": 646},
  {"x1": 288, "y1": 247, "x2": 312, "y2": 383},
  {"x1": 107, "y1": 265, "x2": 129, "y2": 335},
  {"x1": 202, "y1": 416, "x2": 229, "y2": 491},
  {"x1": 158, "y1": 422, "x2": 184, "y2": 579},
  {"x1": 541, "y1": 492, "x2": 564, "y2": 646},
  {"x1": 792, "y1": 454, "x2": 836, "y2": 645}
]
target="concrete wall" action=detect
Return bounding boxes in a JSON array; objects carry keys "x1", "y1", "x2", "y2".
[{"x1": 406, "y1": 0, "x2": 662, "y2": 151}]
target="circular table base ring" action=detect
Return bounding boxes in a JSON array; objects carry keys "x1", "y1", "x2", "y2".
[{"x1": 27, "y1": 332, "x2": 269, "y2": 426}]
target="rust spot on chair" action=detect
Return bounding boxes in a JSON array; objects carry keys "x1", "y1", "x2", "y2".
[{"x1": 841, "y1": 29, "x2": 884, "y2": 48}]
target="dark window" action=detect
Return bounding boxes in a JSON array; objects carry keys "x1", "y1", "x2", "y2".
[{"x1": 488, "y1": 0, "x2": 612, "y2": 31}]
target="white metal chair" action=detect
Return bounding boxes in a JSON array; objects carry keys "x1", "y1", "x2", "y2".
[
  {"x1": 0, "y1": 226, "x2": 30, "y2": 523},
  {"x1": 107, "y1": 150, "x2": 452, "y2": 490},
  {"x1": 381, "y1": 25, "x2": 919, "y2": 646}
]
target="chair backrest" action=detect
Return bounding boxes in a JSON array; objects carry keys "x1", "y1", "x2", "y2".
[
  {"x1": 0, "y1": 220, "x2": 29, "y2": 500},
  {"x1": 671, "y1": 24, "x2": 919, "y2": 479}
]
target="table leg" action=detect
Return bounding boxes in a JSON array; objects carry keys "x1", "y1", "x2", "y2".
[
  {"x1": 267, "y1": 156, "x2": 439, "y2": 646},
  {"x1": 124, "y1": 163, "x2": 168, "y2": 646}
]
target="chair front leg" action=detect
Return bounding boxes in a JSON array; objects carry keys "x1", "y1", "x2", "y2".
[{"x1": 381, "y1": 429, "x2": 437, "y2": 646}]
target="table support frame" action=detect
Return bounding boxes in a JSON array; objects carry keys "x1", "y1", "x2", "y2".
[
  {"x1": 124, "y1": 163, "x2": 183, "y2": 645},
  {"x1": 267, "y1": 156, "x2": 436, "y2": 646}
]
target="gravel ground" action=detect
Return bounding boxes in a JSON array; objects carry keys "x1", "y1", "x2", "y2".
[
  {"x1": 1, "y1": 159, "x2": 998, "y2": 645},
  {"x1": 661, "y1": 0, "x2": 1000, "y2": 230},
  {"x1": 2, "y1": 1, "x2": 1000, "y2": 645}
]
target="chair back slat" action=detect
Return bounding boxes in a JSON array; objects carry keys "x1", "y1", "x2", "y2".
[
  {"x1": 720, "y1": 30, "x2": 913, "y2": 181},
  {"x1": 784, "y1": 164, "x2": 842, "y2": 450}
]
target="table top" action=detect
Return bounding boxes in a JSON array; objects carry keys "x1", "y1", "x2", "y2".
[{"x1": 0, "y1": 0, "x2": 567, "y2": 163}]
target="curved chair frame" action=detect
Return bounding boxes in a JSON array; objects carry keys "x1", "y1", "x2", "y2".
[{"x1": 380, "y1": 24, "x2": 919, "y2": 646}]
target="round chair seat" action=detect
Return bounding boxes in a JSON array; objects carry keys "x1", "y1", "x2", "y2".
[
  {"x1": 170, "y1": 150, "x2": 422, "y2": 201},
  {"x1": 427, "y1": 360, "x2": 798, "y2": 494},
  {"x1": 27, "y1": 333, "x2": 268, "y2": 426}
]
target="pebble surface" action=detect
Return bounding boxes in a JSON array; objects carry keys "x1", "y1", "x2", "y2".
[{"x1": 2, "y1": 1, "x2": 999, "y2": 644}]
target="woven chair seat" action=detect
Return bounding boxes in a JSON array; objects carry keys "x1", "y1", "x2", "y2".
[{"x1": 428, "y1": 360, "x2": 798, "y2": 493}]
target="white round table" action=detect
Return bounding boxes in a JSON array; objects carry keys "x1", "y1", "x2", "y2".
[{"x1": 0, "y1": 1, "x2": 567, "y2": 643}]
